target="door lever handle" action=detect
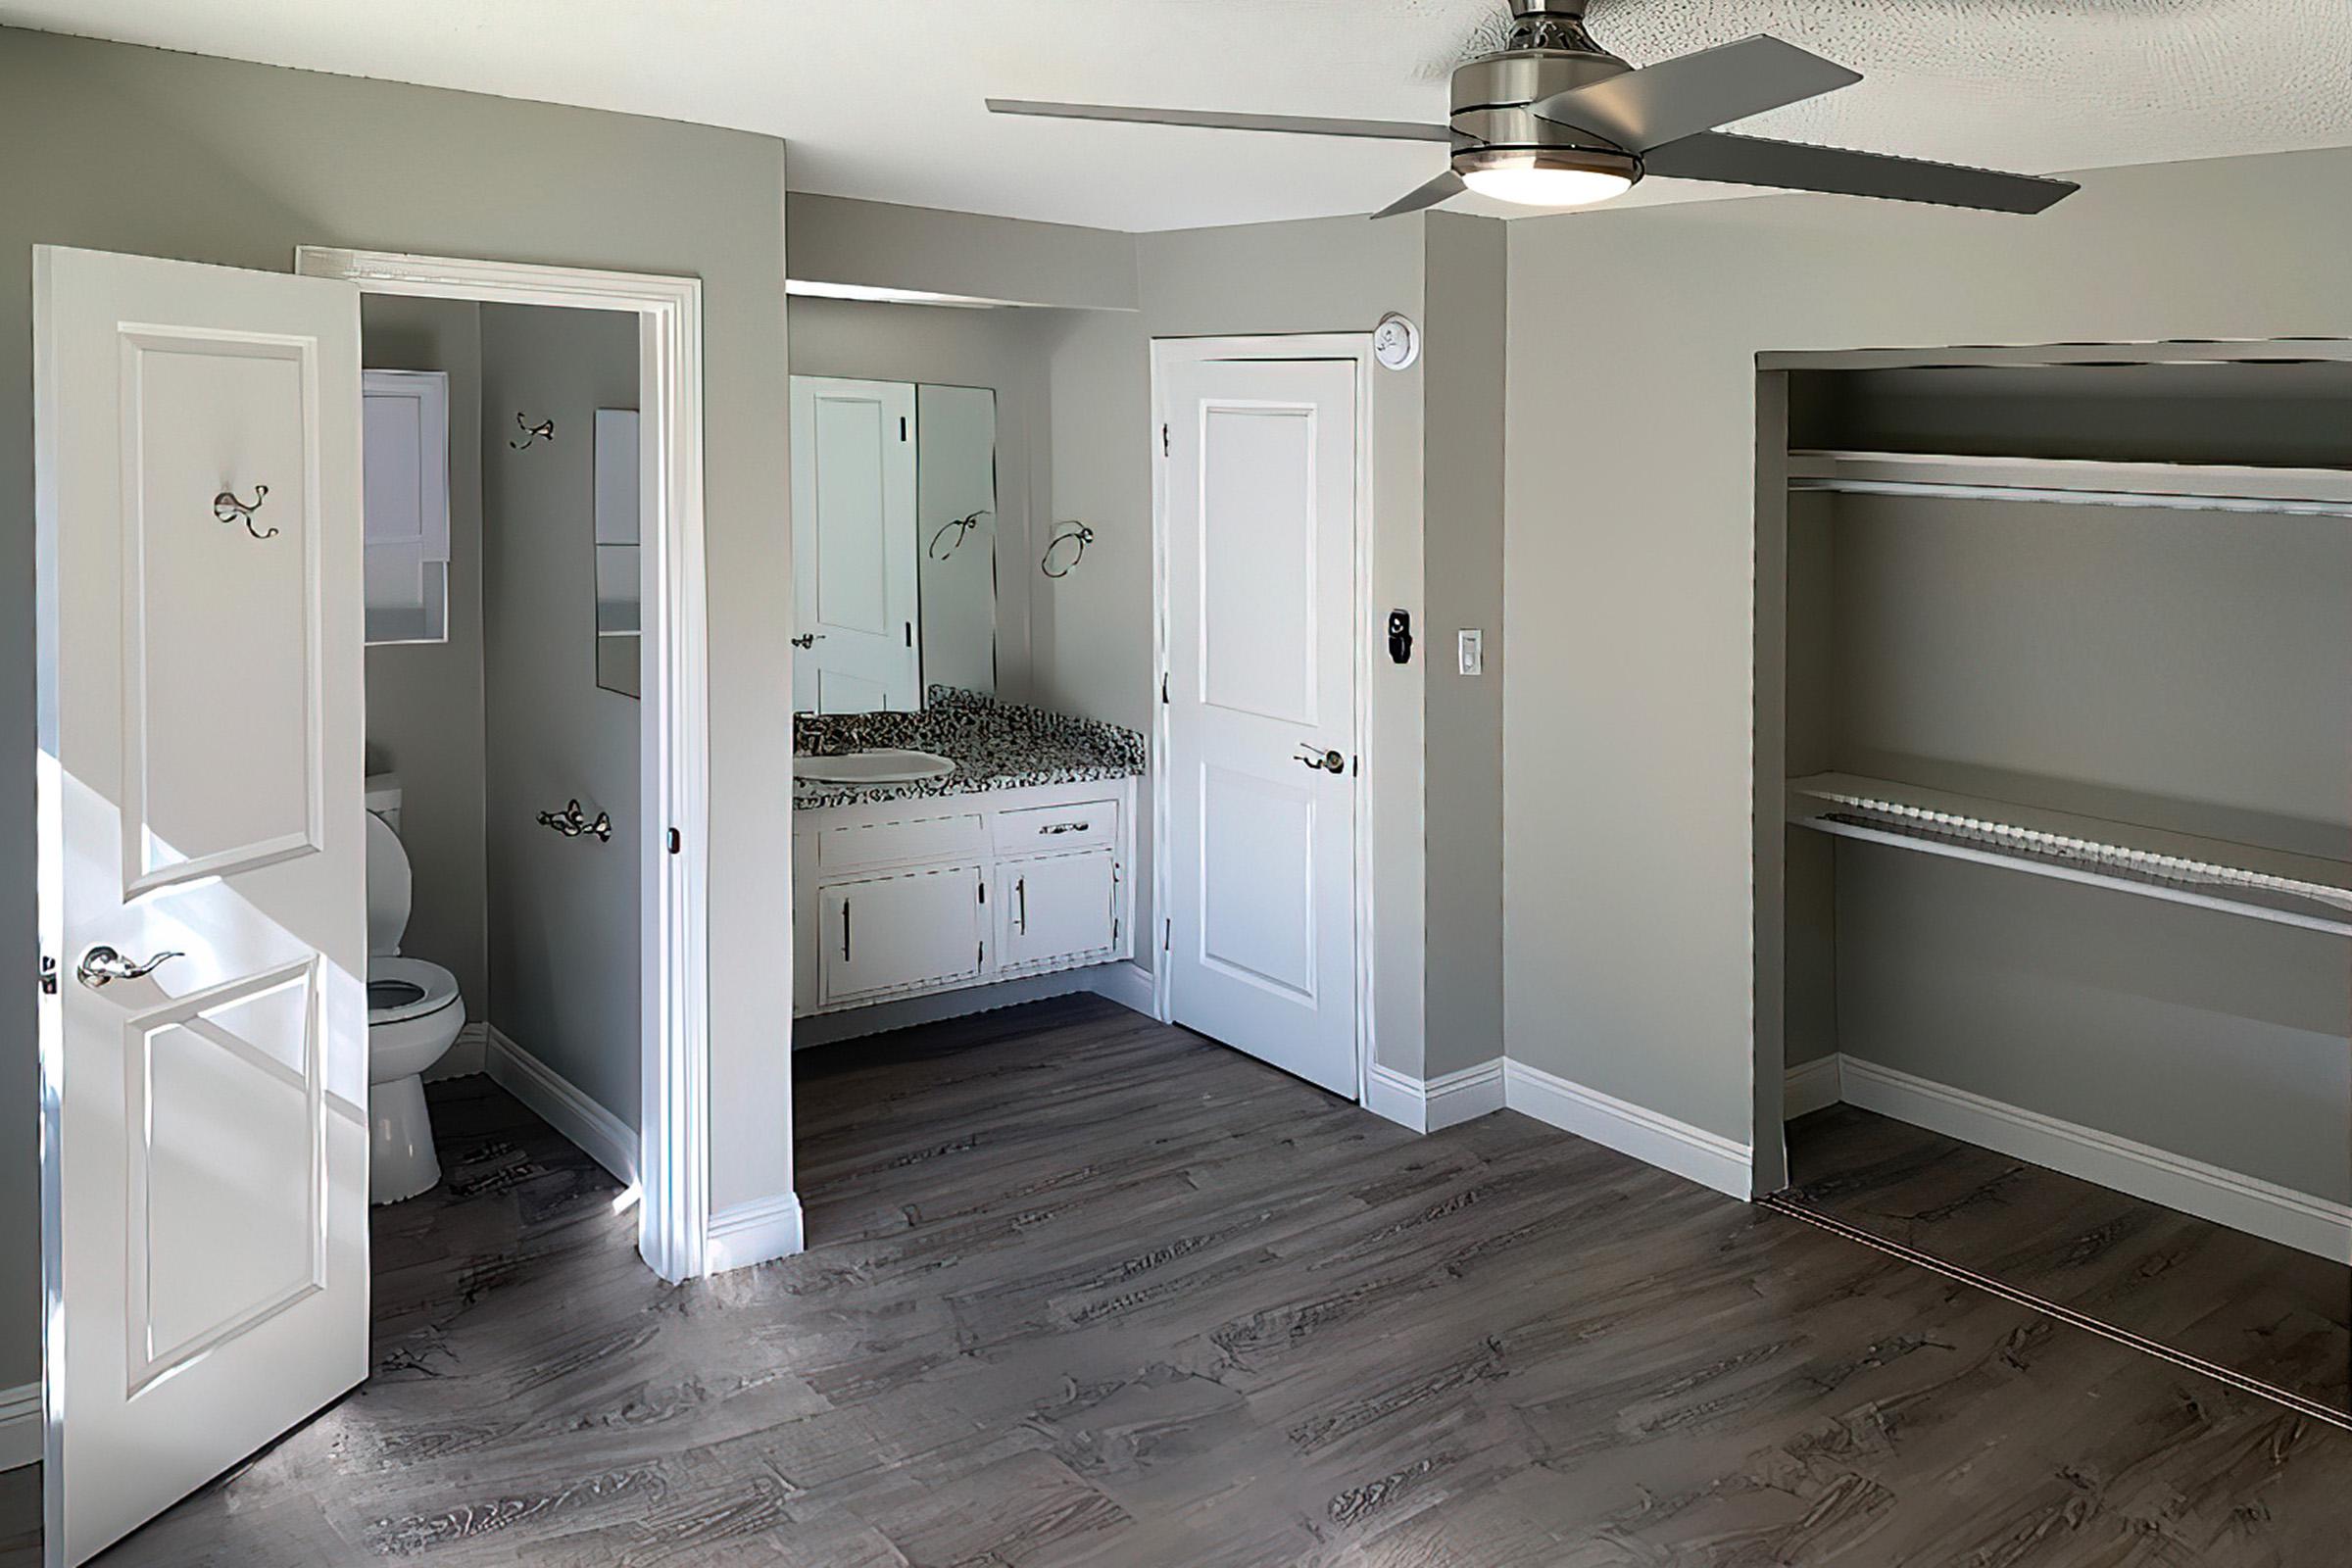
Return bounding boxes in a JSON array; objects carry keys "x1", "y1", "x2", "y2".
[
  {"x1": 76, "y1": 945, "x2": 183, "y2": 990},
  {"x1": 1296, "y1": 747, "x2": 1346, "y2": 774}
]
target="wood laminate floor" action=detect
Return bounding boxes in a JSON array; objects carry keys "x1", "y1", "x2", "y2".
[
  {"x1": 1784, "y1": 1102, "x2": 2352, "y2": 1419},
  {"x1": 17, "y1": 995, "x2": 2352, "y2": 1565}
]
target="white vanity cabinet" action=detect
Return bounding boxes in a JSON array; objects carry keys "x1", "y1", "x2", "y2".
[{"x1": 794, "y1": 777, "x2": 1136, "y2": 1017}]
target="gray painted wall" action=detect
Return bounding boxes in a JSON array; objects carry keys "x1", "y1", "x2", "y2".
[
  {"x1": 1503, "y1": 145, "x2": 2352, "y2": 1152},
  {"x1": 788, "y1": 297, "x2": 1054, "y2": 702},
  {"x1": 481, "y1": 305, "x2": 644, "y2": 1124},
  {"x1": 787, "y1": 193, "x2": 1138, "y2": 311},
  {"x1": 362, "y1": 295, "x2": 490, "y2": 1008},
  {"x1": 1421, "y1": 214, "x2": 1508, "y2": 1080},
  {"x1": 2, "y1": 28, "x2": 798, "y2": 1389}
]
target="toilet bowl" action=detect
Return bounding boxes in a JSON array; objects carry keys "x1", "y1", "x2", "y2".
[{"x1": 366, "y1": 779, "x2": 466, "y2": 1203}]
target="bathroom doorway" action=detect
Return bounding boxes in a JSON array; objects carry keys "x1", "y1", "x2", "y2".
[{"x1": 301, "y1": 248, "x2": 716, "y2": 1285}]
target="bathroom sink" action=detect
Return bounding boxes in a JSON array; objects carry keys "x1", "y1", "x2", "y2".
[{"x1": 796, "y1": 748, "x2": 956, "y2": 784}]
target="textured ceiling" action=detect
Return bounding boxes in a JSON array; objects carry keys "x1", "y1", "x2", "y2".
[{"x1": 3, "y1": 0, "x2": 2347, "y2": 231}]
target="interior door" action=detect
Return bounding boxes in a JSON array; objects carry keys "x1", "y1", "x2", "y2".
[
  {"x1": 1161, "y1": 354, "x2": 1360, "y2": 1097},
  {"x1": 34, "y1": 246, "x2": 368, "y2": 1566},
  {"x1": 791, "y1": 375, "x2": 919, "y2": 712}
]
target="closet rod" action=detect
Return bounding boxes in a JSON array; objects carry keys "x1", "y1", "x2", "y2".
[{"x1": 1788, "y1": 449, "x2": 2352, "y2": 518}]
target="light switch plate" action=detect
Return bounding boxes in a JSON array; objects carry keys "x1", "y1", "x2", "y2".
[{"x1": 1456, "y1": 628, "x2": 1484, "y2": 676}]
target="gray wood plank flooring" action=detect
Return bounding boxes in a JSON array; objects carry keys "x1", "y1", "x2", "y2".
[
  {"x1": 15, "y1": 994, "x2": 2352, "y2": 1565},
  {"x1": 1784, "y1": 1102, "x2": 2352, "y2": 1417}
]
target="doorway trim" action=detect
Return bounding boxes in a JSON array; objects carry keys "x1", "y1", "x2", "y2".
[
  {"x1": 1148, "y1": 332, "x2": 1377, "y2": 1103},
  {"x1": 296, "y1": 247, "x2": 712, "y2": 1282}
]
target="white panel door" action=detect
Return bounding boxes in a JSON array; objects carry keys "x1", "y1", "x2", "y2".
[
  {"x1": 1162, "y1": 356, "x2": 1359, "y2": 1097},
  {"x1": 34, "y1": 247, "x2": 368, "y2": 1567},
  {"x1": 791, "y1": 375, "x2": 919, "y2": 713}
]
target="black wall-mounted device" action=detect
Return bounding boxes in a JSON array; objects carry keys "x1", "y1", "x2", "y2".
[{"x1": 1387, "y1": 610, "x2": 1413, "y2": 664}]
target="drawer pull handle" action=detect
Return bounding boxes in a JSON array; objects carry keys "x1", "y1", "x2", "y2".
[
  {"x1": 1015, "y1": 876, "x2": 1028, "y2": 934},
  {"x1": 1041, "y1": 821, "x2": 1089, "y2": 835},
  {"x1": 842, "y1": 900, "x2": 852, "y2": 961}
]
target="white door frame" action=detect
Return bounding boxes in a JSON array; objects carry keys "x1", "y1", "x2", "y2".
[
  {"x1": 295, "y1": 247, "x2": 712, "y2": 1282},
  {"x1": 1149, "y1": 333, "x2": 1377, "y2": 1103}
]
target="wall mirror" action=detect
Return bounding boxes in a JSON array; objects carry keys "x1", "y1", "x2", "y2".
[
  {"x1": 594, "y1": 406, "x2": 641, "y2": 698},
  {"x1": 790, "y1": 374, "x2": 998, "y2": 713}
]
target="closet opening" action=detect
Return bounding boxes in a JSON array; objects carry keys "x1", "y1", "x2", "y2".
[{"x1": 1751, "y1": 342, "x2": 2352, "y2": 1426}]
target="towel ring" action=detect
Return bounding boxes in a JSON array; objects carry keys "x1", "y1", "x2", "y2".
[
  {"x1": 510, "y1": 413, "x2": 556, "y2": 450},
  {"x1": 1041, "y1": 522, "x2": 1094, "y2": 579},
  {"x1": 929, "y1": 509, "x2": 990, "y2": 561}
]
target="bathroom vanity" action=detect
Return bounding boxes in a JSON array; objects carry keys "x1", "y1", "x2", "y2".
[{"x1": 791, "y1": 695, "x2": 1143, "y2": 1021}]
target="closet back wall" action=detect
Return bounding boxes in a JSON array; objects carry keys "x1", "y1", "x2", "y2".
[
  {"x1": 482, "y1": 305, "x2": 643, "y2": 1128},
  {"x1": 363, "y1": 294, "x2": 490, "y2": 1009}
]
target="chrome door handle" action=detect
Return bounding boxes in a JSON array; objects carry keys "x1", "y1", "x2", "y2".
[
  {"x1": 791, "y1": 633, "x2": 823, "y2": 649},
  {"x1": 1296, "y1": 747, "x2": 1346, "y2": 774},
  {"x1": 76, "y1": 945, "x2": 182, "y2": 990}
]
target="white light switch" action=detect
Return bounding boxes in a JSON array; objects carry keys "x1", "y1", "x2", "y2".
[{"x1": 1456, "y1": 628, "x2": 1484, "y2": 676}]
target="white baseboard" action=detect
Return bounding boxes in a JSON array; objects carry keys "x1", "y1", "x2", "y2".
[
  {"x1": 707, "y1": 1191, "x2": 806, "y2": 1274},
  {"x1": 484, "y1": 1025, "x2": 639, "y2": 1189},
  {"x1": 1363, "y1": 1062, "x2": 1428, "y2": 1132},
  {"x1": 424, "y1": 1021, "x2": 489, "y2": 1083},
  {"x1": 1362, "y1": 1057, "x2": 1508, "y2": 1135},
  {"x1": 1503, "y1": 1059, "x2": 1753, "y2": 1200},
  {"x1": 0, "y1": 1383, "x2": 38, "y2": 1472},
  {"x1": 1836, "y1": 1054, "x2": 2352, "y2": 1264},
  {"x1": 1782, "y1": 1054, "x2": 1843, "y2": 1119},
  {"x1": 1086, "y1": 959, "x2": 1160, "y2": 1020}
]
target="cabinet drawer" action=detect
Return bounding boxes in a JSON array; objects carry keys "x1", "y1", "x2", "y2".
[
  {"x1": 992, "y1": 798, "x2": 1117, "y2": 857},
  {"x1": 815, "y1": 808, "x2": 988, "y2": 874}
]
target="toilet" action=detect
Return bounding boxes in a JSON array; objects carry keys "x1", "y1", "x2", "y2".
[{"x1": 365, "y1": 776, "x2": 466, "y2": 1203}]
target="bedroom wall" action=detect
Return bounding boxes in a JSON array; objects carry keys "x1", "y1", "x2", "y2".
[{"x1": 1502, "y1": 145, "x2": 2352, "y2": 1176}]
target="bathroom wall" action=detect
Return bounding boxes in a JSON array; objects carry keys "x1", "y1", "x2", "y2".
[
  {"x1": 480, "y1": 304, "x2": 644, "y2": 1127},
  {"x1": 788, "y1": 296, "x2": 1056, "y2": 703},
  {"x1": 0, "y1": 26, "x2": 798, "y2": 1392},
  {"x1": 361, "y1": 294, "x2": 490, "y2": 1009}
]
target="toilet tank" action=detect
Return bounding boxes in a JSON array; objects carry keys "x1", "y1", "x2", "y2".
[{"x1": 364, "y1": 773, "x2": 403, "y2": 834}]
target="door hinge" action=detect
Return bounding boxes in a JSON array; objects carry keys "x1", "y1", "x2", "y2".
[
  {"x1": 977, "y1": 877, "x2": 986, "y2": 905},
  {"x1": 667, "y1": 827, "x2": 681, "y2": 855},
  {"x1": 1163, "y1": 918, "x2": 1172, "y2": 953},
  {"x1": 978, "y1": 941, "x2": 985, "y2": 967},
  {"x1": 1352, "y1": 755, "x2": 1361, "y2": 776},
  {"x1": 37, "y1": 956, "x2": 57, "y2": 996},
  {"x1": 900, "y1": 416, "x2": 908, "y2": 442},
  {"x1": 1161, "y1": 423, "x2": 1170, "y2": 458},
  {"x1": 1160, "y1": 671, "x2": 1170, "y2": 706}
]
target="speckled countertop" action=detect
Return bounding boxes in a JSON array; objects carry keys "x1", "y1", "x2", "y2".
[{"x1": 794, "y1": 689, "x2": 1145, "y2": 811}]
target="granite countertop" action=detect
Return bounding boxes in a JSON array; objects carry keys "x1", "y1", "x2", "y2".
[{"x1": 794, "y1": 689, "x2": 1145, "y2": 811}]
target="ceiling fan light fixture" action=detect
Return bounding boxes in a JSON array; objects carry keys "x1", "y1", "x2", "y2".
[{"x1": 1454, "y1": 147, "x2": 1639, "y2": 208}]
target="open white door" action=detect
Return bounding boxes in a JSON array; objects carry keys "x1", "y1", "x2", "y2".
[
  {"x1": 1160, "y1": 354, "x2": 1361, "y2": 1098},
  {"x1": 34, "y1": 247, "x2": 368, "y2": 1566},
  {"x1": 790, "y1": 375, "x2": 919, "y2": 712}
]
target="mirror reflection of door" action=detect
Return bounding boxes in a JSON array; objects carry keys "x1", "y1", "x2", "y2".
[
  {"x1": 788, "y1": 374, "x2": 999, "y2": 714},
  {"x1": 593, "y1": 407, "x2": 642, "y2": 698}
]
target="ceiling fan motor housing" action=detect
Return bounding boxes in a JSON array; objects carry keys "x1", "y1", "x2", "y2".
[{"x1": 1451, "y1": 0, "x2": 1642, "y2": 186}]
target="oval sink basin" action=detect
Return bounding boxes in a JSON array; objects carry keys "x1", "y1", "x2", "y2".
[{"x1": 796, "y1": 748, "x2": 956, "y2": 785}]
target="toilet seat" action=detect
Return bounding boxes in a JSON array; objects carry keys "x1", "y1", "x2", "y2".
[{"x1": 368, "y1": 956, "x2": 461, "y2": 1025}]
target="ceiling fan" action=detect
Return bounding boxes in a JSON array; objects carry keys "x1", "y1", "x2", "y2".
[{"x1": 988, "y1": 0, "x2": 2077, "y2": 218}]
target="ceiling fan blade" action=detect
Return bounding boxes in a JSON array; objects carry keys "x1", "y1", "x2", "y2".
[
  {"x1": 1643, "y1": 131, "x2": 2078, "y2": 214},
  {"x1": 1531, "y1": 35, "x2": 1860, "y2": 152},
  {"x1": 1370, "y1": 169, "x2": 1466, "y2": 220},
  {"x1": 987, "y1": 99, "x2": 1457, "y2": 144}
]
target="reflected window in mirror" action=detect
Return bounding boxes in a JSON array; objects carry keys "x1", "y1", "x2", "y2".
[
  {"x1": 594, "y1": 407, "x2": 641, "y2": 698},
  {"x1": 789, "y1": 374, "x2": 999, "y2": 714}
]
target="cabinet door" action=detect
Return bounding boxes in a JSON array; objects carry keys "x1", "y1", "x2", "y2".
[
  {"x1": 817, "y1": 863, "x2": 986, "y2": 1006},
  {"x1": 999, "y1": 851, "x2": 1118, "y2": 970}
]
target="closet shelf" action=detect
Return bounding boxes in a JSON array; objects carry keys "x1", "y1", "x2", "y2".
[
  {"x1": 1787, "y1": 450, "x2": 2352, "y2": 517},
  {"x1": 1786, "y1": 772, "x2": 2352, "y2": 938}
]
